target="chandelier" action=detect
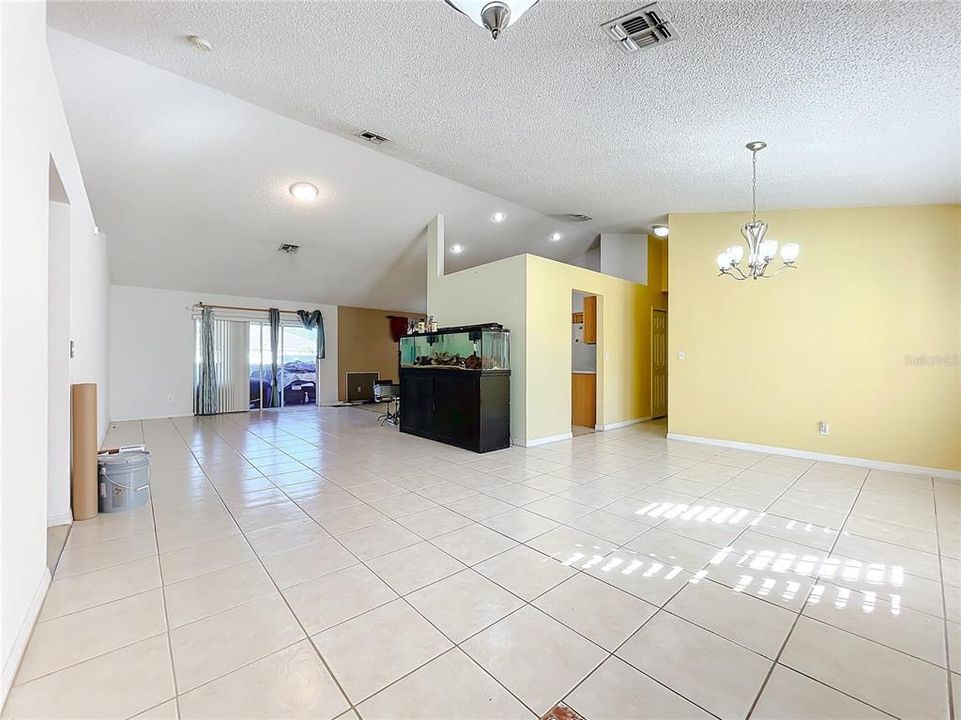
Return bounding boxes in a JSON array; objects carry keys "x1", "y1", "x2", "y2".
[
  {"x1": 716, "y1": 141, "x2": 799, "y2": 280},
  {"x1": 445, "y1": 0, "x2": 540, "y2": 39}
]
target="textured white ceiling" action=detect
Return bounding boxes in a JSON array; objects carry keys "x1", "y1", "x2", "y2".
[
  {"x1": 48, "y1": 30, "x2": 598, "y2": 310},
  {"x1": 47, "y1": 0, "x2": 960, "y2": 307}
]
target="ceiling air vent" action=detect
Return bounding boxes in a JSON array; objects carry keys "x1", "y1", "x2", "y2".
[
  {"x1": 602, "y1": 3, "x2": 677, "y2": 54},
  {"x1": 356, "y1": 130, "x2": 389, "y2": 145},
  {"x1": 278, "y1": 243, "x2": 300, "y2": 254},
  {"x1": 551, "y1": 213, "x2": 594, "y2": 223}
]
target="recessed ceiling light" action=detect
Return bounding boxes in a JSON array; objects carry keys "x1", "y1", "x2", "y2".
[
  {"x1": 652, "y1": 224, "x2": 669, "y2": 238},
  {"x1": 549, "y1": 232, "x2": 563, "y2": 242},
  {"x1": 491, "y1": 211, "x2": 506, "y2": 223},
  {"x1": 289, "y1": 182, "x2": 319, "y2": 202},
  {"x1": 186, "y1": 34, "x2": 213, "y2": 51},
  {"x1": 449, "y1": 244, "x2": 465, "y2": 254}
]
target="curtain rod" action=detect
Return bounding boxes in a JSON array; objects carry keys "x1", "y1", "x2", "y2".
[{"x1": 193, "y1": 302, "x2": 307, "y2": 315}]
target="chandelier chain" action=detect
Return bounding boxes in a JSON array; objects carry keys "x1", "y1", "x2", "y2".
[{"x1": 751, "y1": 148, "x2": 757, "y2": 224}]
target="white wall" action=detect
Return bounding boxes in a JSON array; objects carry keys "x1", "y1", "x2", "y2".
[
  {"x1": 1, "y1": 1, "x2": 109, "y2": 706},
  {"x1": 568, "y1": 245, "x2": 600, "y2": 272},
  {"x1": 47, "y1": 200, "x2": 71, "y2": 525},
  {"x1": 599, "y1": 234, "x2": 648, "y2": 284},
  {"x1": 109, "y1": 285, "x2": 338, "y2": 421}
]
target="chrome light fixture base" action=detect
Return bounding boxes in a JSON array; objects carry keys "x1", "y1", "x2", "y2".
[
  {"x1": 445, "y1": 0, "x2": 540, "y2": 39},
  {"x1": 716, "y1": 141, "x2": 800, "y2": 281}
]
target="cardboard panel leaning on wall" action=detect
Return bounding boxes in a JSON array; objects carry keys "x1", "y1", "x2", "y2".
[{"x1": 668, "y1": 205, "x2": 961, "y2": 472}]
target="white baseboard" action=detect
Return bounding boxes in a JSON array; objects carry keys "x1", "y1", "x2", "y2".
[
  {"x1": 46, "y1": 511, "x2": 73, "y2": 527},
  {"x1": 595, "y1": 417, "x2": 651, "y2": 431},
  {"x1": 515, "y1": 432, "x2": 574, "y2": 447},
  {"x1": 1, "y1": 568, "x2": 51, "y2": 707},
  {"x1": 666, "y1": 432, "x2": 961, "y2": 481}
]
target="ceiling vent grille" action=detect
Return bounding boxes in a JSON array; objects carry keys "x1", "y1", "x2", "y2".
[
  {"x1": 278, "y1": 243, "x2": 300, "y2": 254},
  {"x1": 551, "y1": 213, "x2": 594, "y2": 223},
  {"x1": 602, "y1": 3, "x2": 677, "y2": 54},
  {"x1": 356, "y1": 130, "x2": 389, "y2": 145}
]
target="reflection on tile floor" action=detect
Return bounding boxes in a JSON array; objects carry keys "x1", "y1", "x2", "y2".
[{"x1": 5, "y1": 408, "x2": 959, "y2": 719}]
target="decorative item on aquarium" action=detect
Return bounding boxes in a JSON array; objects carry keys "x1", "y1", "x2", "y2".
[{"x1": 464, "y1": 353, "x2": 482, "y2": 370}]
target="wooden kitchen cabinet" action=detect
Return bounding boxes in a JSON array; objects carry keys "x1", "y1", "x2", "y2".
[
  {"x1": 583, "y1": 296, "x2": 597, "y2": 344},
  {"x1": 572, "y1": 372, "x2": 596, "y2": 428}
]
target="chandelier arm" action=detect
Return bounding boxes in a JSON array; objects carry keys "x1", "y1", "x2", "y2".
[
  {"x1": 728, "y1": 265, "x2": 749, "y2": 280},
  {"x1": 770, "y1": 263, "x2": 798, "y2": 277}
]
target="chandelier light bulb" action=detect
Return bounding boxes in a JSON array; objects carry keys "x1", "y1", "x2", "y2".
[
  {"x1": 716, "y1": 252, "x2": 731, "y2": 270},
  {"x1": 781, "y1": 243, "x2": 800, "y2": 263},
  {"x1": 726, "y1": 245, "x2": 744, "y2": 264},
  {"x1": 759, "y1": 239, "x2": 778, "y2": 260}
]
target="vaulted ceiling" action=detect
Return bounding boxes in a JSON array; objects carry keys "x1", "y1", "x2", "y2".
[{"x1": 48, "y1": 1, "x2": 960, "y2": 308}]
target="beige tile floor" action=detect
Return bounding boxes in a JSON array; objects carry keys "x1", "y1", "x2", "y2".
[{"x1": 5, "y1": 408, "x2": 960, "y2": 719}]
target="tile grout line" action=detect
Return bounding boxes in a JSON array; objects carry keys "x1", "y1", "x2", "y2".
[
  {"x1": 931, "y1": 479, "x2": 956, "y2": 720},
  {"x1": 170, "y1": 416, "x2": 362, "y2": 719},
  {"x1": 147, "y1": 417, "x2": 182, "y2": 720},
  {"x1": 743, "y1": 462, "x2": 872, "y2": 719}
]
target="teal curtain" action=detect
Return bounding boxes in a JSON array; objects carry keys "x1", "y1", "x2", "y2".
[
  {"x1": 296, "y1": 310, "x2": 326, "y2": 360},
  {"x1": 269, "y1": 308, "x2": 281, "y2": 408},
  {"x1": 196, "y1": 307, "x2": 219, "y2": 415}
]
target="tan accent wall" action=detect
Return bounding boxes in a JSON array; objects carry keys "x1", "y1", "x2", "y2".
[{"x1": 336, "y1": 306, "x2": 422, "y2": 401}]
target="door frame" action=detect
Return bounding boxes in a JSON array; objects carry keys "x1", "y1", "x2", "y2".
[{"x1": 651, "y1": 308, "x2": 667, "y2": 419}]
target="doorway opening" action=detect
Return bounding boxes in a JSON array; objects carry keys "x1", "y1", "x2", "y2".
[{"x1": 571, "y1": 290, "x2": 598, "y2": 436}]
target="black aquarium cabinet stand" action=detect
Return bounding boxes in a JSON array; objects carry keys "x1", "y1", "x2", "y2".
[{"x1": 398, "y1": 324, "x2": 511, "y2": 453}]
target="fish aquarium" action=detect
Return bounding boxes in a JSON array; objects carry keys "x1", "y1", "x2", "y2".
[{"x1": 399, "y1": 323, "x2": 510, "y2": 371}]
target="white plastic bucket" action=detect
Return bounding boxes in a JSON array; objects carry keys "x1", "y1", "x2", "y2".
[{"x1": 98, "y1": 450, "x2": 151, "y2": 513}]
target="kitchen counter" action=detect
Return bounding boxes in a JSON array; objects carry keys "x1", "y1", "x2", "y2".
[{"x1": 572, "y1": 370, "x2": 596, "y2": 374}]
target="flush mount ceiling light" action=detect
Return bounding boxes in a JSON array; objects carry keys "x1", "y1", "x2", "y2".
[
  {"x1": 549, "y1": 232, "x2": 563, "y2": 242},
  {"x1": 651, "y1": 224, "x2": 669, "y2": 238},
  {"x1": 288, "y1": 182, "x2": 319, "y2": 202},
  {"x1": 450, "y1": 244, "x2": 465, "y2": 254},
  {"x1": 186, "y1": 34, "x2": 212, "y2": 51},
  {"x1": 716, "y1": 142, "x2": 800, "y2": 281},
  {"x1": 491, "y1": 211, "x2": 506, "y2": 223},
  {"x1": 445, "y1": 0, "x2": 540, "y2": 39}
]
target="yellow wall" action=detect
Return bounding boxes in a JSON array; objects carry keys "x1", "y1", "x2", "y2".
[
  {"x1": 525, "y1": 255, "x2": 654, "y2": 441},
  {"x1": 427, "y1": 217, "x2": 661, "y2": 445},
  {"x1": 668, "y1": 205, "x2": 961, "y2": 472}
]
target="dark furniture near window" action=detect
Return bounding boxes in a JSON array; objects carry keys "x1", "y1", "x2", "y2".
[{"x1": 398, "y1": 324, "x2": 510, "y2": 453}]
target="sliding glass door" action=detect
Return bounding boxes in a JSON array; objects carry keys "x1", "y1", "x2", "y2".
[{"x1": 196, "y1": 317, "x2": 319, "y2": 415}]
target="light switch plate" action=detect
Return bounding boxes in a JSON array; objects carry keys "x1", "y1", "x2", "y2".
[{"x1": 678, "y1": 351, "x2": 686, "y2": 360}]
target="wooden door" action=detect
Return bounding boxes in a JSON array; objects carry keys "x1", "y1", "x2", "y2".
[
  {"x1": 583, "y1": 296, "x2": 597, "y2": 344},
  {"x1": 651, "y1": 309, "x2": 667, "y2": 419}
]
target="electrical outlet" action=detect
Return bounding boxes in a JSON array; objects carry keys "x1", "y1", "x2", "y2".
[{"x1": 818, "y1": 421, "x2": 830, "y2": 436}]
